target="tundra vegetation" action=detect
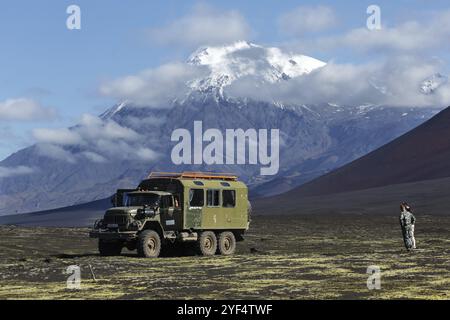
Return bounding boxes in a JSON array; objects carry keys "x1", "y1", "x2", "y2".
[{"x1": 0, "y1": 214, "x2": 449, "y2": 299}]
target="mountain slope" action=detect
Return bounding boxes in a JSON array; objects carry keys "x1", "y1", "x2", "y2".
[
  {"x1": 254, "y1": 176, "x2": 450, "y2": 216},
  {"x1": 0, "y1": 198, "x2": 109, "y2": 227},
  {"x1": 4, "y1": 106, "x2": 450, "y2": 225},
  {"x1": 270, "y1": 106, "x2": 450, "y2": 199}
]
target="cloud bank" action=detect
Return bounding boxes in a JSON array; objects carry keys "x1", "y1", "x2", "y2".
[
  {"x1": 291, "y1": 9, "x2": 450, "y2": 55},
  {"x1": 0, "y1": 165, "x2": 34, "y2": 178},
  {"x1": 278, "y1": 5, "x2": 337, "y2": 36},
  {"x1": 0, "y1": 98, "x2": 56, "y2": 122},
  {"x1": 33, "y1": 114, "x2": 159, "y2": 164},
  {"x1": 99, "y1": 63, "x2": 207, "y2": 107},
  {"x1": 95, "y1": 5, "x2": 450, "y2": 110},
  {"x1": 148, "y1": 3, "x2": 251, "y2": 48},
  {"x1": 227, "y1": 56, "x2": 450, "y2": 107}
]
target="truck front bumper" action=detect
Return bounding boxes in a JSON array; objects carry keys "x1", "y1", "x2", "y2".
[{"x1": 89, "y1": 230, "x2": 137, "y2": 240}]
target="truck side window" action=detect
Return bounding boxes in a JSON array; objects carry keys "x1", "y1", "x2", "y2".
[
  {"x1": 189, "y1": 189, "x2": 204, "y2": 207},
  {"x1": 174, "y1": 195, "x2": 180, "y2": 208},
  {"x1": 162, "y1": 196, "x2": 173, "y2": 208},
  {"x1": 222, "y1": 190, "x2": 236, "y2": 208},
  {"x1": 207, "y1": 189, "x2": 220, "y2": 207}
]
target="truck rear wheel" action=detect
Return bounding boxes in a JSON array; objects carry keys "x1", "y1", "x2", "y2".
[
  {"x1": 137, "y1": 230, "x2": 161, "y2": 258},
  {"x1": 98, "y1": 240, "x2": 123, "y2": 256},
  {"x1": 218, "y1": 231, "x2": 236, "y2": 255},
  {"x1": 197, "y1": 231, "x2": 217, "y2": 256}
]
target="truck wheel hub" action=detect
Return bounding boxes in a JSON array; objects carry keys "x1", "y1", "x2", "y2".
[
  {"x1": 147, "y1": 239, "x2": 156, "y2": 251},
  {"x1": 205, "y1": 237, "x2": 213, "y2": 249},
  {"x1": 224, "y1": 238, "x2": 231, "y2": 250}
]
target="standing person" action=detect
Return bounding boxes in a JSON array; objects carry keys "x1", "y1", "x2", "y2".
[
  {"x1": 399, "y1": 202, "x2": 416, "y2": 251},
  {"x1": 405, "y1": 204, "x2": 417, "y2": 249}
]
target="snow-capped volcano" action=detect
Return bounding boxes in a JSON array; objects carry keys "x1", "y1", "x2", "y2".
[{"x1": 187, "y1": 41, "x2": 326, "y2": 93}]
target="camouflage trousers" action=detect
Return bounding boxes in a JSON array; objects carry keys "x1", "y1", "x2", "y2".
[
  {"x1": 402, "y1": 225, "x2": 416, "y2": 250},
  {"x1": 411, "y1": 224, "x2": 416, "y2": 249}
]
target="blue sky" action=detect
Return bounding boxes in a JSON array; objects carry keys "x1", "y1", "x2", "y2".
[{"x1": 1, "y1": 0, "x2": 450, "y2": 160}]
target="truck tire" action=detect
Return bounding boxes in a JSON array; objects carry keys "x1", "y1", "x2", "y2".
[
  {"x1": 98, "y1": 240, "x2": 123, "y2": 256},
  {"x1": 218, "y1": 231, "x2": 236, "y2": 255},
  {"x1": 197, "y1": 231, "x2": 217, "y2": 256},
  {"x1": 137, "y1": 230, "x2": 161, "y2": 258}
]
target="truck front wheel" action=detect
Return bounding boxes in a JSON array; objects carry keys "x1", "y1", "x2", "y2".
[
  {"x1": 197, "y1": 231, "x2": 217, "y2": 256},
  {"x1": 98, "y1": 240, "x2": 123, "y2": 256},
  {"x1": 137, "y1": 230, "x2": 161, "y2": 258},
  {"x1": 218, "y1": 231, "x2": 236, "y2": 255}
]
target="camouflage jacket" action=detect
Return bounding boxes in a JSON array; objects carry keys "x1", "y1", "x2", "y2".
[{"x1": 400, "y1": 210, "x2": 416, "y2": 228}]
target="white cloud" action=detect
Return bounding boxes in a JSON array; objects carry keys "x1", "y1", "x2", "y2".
[
  {"x1": 278, "y1": 5, "x2": 337, "y2": 36},
  {"x1": 33, "y1": 114, "x2": 160, "y2": 164},
  {"x1": 0, "y1": 165, "x2": 34, "y2": 178},
  {"x1": 0, "y1": 98, "x2": 56, "y2": 121},
  {"x1": 33, "y1": 115, "x2": 140, "y2": 146},
  {"x1": 265, "y1": 9, "x2": 450, "y2": 108},
  {"x1": 81, "y1": 151, "x2": 107, "y2": 163},
  {"x1": 99, "y1": 63, "x2": 207, "y2": 106},
  {"x1": 32, "y1": 128, "x2": 83, "y2": 145},
  {"x1": 227, "y1": 56, "x2": 450, "y2": 108},
  {"x1": 148, "y1": 3, "x2": 251, "y2": 48},
  {"x1": 36, "y1": 144, "x2": 76, "y2": 163},
  {"x1": 78, "y1": 114, "x2": 140, "y2": 141},
  {"x1": 135, "y1": 147, "x2": 159, "y2": 161},
  {"x1": 301, "y1": 10, "x2": 450, "y2": 54}
]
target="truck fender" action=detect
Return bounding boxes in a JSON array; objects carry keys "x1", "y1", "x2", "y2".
[{"x1": 141, "y1": 221, "x2": 164, "y2": 239}]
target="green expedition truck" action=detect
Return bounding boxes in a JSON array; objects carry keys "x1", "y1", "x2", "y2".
[{"x1": 89, "y1": 172, "x2": 251, "y2": 258}]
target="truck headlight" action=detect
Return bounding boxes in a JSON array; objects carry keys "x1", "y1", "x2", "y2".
[{"x1": 144, "y1": 208, "x2": 154, "y2": 216}]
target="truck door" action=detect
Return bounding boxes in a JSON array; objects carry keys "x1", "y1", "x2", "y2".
[
  {"x1": 160, "y1": 195, "x2": 176, "y2": 230},
  {"x1": 185, "y1": 189, "x2": 203, "y2": 229}
]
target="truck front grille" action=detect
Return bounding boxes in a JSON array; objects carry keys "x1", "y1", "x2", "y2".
[{"x1": 104, "y1": 215, "x2": 128, "y2": 226}]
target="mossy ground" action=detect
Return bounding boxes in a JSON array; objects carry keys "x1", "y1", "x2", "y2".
[{"x1": 0, "y1": 214, "x2": 449, "y2": 300}]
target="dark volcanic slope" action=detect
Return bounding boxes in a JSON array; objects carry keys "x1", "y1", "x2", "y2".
[
  {"x1": 0, "y1": 198, "x2": 109, "y2": 227},
  {"x1": 255, "y1": 176, "x2": 450, "y2": 215},
  {"x1": 278, "y1": 106, "x2": 450, "y2": 198}
]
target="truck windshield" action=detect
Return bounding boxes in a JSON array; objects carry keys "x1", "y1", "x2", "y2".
[{"x1": 125, "y1": 194, "x2": 160, "y2": 207}]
